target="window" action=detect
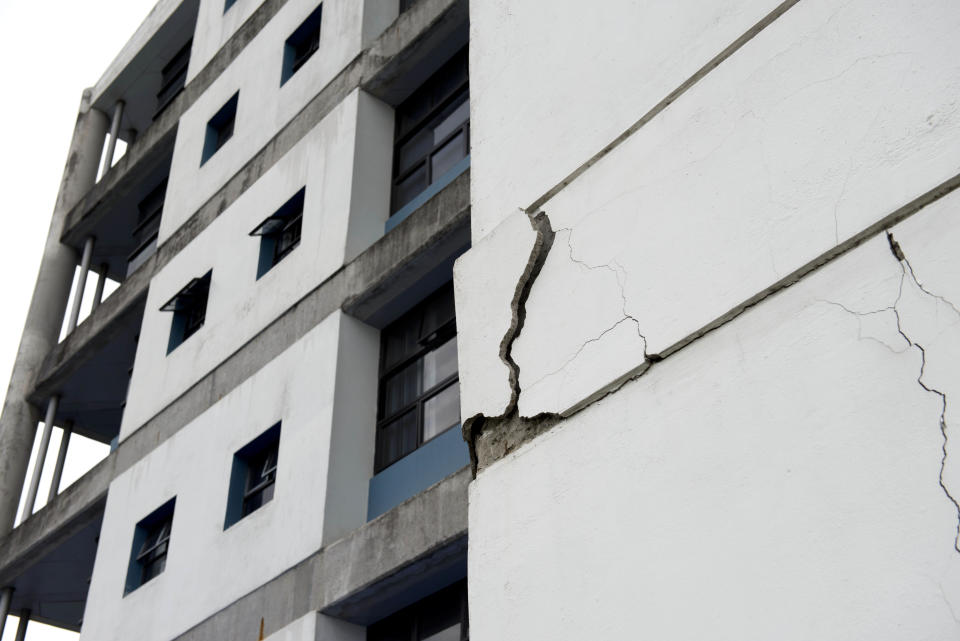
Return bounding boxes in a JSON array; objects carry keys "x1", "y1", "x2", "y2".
[
  {"x1": 399, "y1": 0, "x2": 417, "y2": 12},
  {"x1": 368, "y1": 580, "x2": 468, "y2": 641},
  {"x1": 124, "y1": 498, "x2": 175, "y2": 595},
  {"x1": 249, "y1": 187, "x2": 304, "y2": 278},
  {"x1": 392, "y1": 48, "x2": 469, "y2": 214},
  {"x1": 224, "y1": 0, "x2": 237, "y2": 12},
  {"x1": 154, "y1": 40, "x2": 191, "y2": 118},
  {"x1": 224, "y1": 423, "x2": 281, "y2": 528},
  {"x1": 127, "y1": 179, "x2": 167, "y2": 276},
  {"x1": 201, "y1": 92, "x2": 239, "y2": 165},
  {"x1": 376, "y1": 283, "x2": 460, "y2": 472},
  {"x1": 160, "y1": 271, "x2": 211, "y2": 353},
  {"x1": 281, "y1": 3, "x2": 322, "y2": 85}
]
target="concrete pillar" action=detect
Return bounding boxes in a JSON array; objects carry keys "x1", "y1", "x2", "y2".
[
  {"x1": 91, "y1": 263, "x2": 108, "y2": 311},
  {"x1": 0, "y1": 587, "x2": 12, "y2": 640},
  {"x1": 65, "y1": 236, "x2": 95, "y2": 335},
  {"x1": 100, "y1": 100, "x2": 125, "y2": 179},
  {"x1": 0, "y1": 90, "x2": 108, "y2": 535},
  {"x1": 13, "y1": 608, "x2": 29, "y2": 641},
  {"x1": 20, "y1": 396, "x2": 58, "y2": 523},
  {"x1": 47, "y1": 422, "x2": 72, "y2": 503}
]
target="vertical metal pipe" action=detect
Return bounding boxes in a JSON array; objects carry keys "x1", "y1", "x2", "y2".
[
  {"x1": 47, "y1": 422, "x2": 72, "y2": 503},
  {"x1": 91, "y1": 263, "x2": 108, "y2": 312},
  {"x1": 13, "y1": 608, "x2": 29, "y2": 641},
  {"x1": 100, "y1": 100, "x2": 125, "y2": 179},
  {"x1": 0, "y1": 587, "x2": 12, "y2": 640},
  {"x1": 65, "y1": 236, "x2": 95, "y2": 335},
  {"x1": 20, "y1": 396, "x2": 59, "y2": 523}
]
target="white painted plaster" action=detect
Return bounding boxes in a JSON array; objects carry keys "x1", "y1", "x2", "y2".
[
  {"x1": 121, "y1": 89, "x2": 387, "y2": 439},
  {"x1": 262, "y1": 612, "x2": 364, "y2": 641},
  {"x1": 468, "y1": 0, "x2": 784, "y2": 239},
  {"x1": 453, "y1": 209, "x2": 538, "y2": 419},
  {"x1": 508, "y1": 0, "x2": 960, "y2": 416},
  {"x1": 470, "y1": 230, "x2": 960, "y2": 640},
  {"x1": 164, "y1": 0, "x2": 387, "y2": 241},
  {"x1": 323, "y1": 313, "x2": 379, "y2": 544},
  {"x1": 82, "y1": 313, "x2": 370, "y2": 641},
  {"x1": 188, "y1": 0, "x2": 266, "y2": 84}
]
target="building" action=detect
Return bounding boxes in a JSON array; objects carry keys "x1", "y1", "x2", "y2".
[{"x1": 2, "y1": 0, "x2": 960, "y2": 639}]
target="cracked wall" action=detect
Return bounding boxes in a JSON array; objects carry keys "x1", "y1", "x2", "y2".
[
  {"x1": 459, "y1": 0, "x2": 960, "y2": 637},
  {"x1": 468, "y1": 197, "x2": 960, "y2": 639}
]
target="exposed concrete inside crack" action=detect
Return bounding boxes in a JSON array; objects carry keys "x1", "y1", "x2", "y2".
[{"x1": 462, "y1": 211, "x2": 560, "y2": 475}]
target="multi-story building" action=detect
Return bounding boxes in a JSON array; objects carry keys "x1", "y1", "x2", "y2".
[{"x1": 3, "y1": 0, "x2": 960, "y2": 639}]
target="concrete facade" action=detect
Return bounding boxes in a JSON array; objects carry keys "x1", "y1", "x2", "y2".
[
  {"x1": 457, "y1": 0, "x2": 960, "y2": 639},
  {"x1": 3, "y1": 0, "x2": 959, "y2": 639}
]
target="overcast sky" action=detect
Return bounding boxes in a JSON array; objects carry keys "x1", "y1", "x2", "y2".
[{"x1": 0, "y1": 1, "x2": 166, "y2": 638}]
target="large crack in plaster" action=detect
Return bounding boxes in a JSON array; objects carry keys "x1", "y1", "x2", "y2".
[
  {"x1": 885, "y1": 231, "x2": 960, "y2": 553},
  {"x1": 518, "y1": 231, "x2": 647, "y2": 395},
  {"x1": 462, "y1": 211, "x2": 561, "y2": 474}
]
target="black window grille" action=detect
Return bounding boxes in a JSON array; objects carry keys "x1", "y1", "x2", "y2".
[
  {"x1": 127, "y1": 179, "x2": 167, "y2": 275},
  {"x1": 154, "y1": 40, "x2": 191, "y2": 119},
  {"x1": 392, "y1": 47, "x2": 469, "y2": 214},
  {"x1": 242, "y1": 442, "x2": 278, "y2": 517},
  {"x1": 375, "y1": 283, "x2": 460, "y2": 472},
  {"x1": 160, "y1": 271, "x2": 211, "y2": 353},
  {"x1": 250, "y1": 187, "x2": 305, "y2": 278}
]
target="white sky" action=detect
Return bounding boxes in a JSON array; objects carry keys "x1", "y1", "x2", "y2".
[{"x1": 0, "y1": 1, "x2": 167, "y2": 639}]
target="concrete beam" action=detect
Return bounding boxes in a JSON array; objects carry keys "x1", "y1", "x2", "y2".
[
  {"x1": 4, "y1": 172, "x2": 468, "y2": 589},
  {"x1": 61, "y1": 0, "x2": 294, "y2": 249},
  {"x1": 0, "y1": 92, "x2": 108, "y2": 535},
  {"x1": 171, "y1": 467, "x2": 469, "y2": 641}
]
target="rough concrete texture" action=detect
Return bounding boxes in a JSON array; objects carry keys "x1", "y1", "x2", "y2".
[
  {"x1": 0, "y1": 94, "x2": 108, "y2": 534},
  {"x1": 470, "y1": 216, "x2": 960, "y2": 639},
  {"x1": 484, "y1": 0, "x2": 960, "y2": 417},
  {"x1": 0, "y1": 172, "x2": 468, "y2": 594},
  {"x1": 169, "y1": 468, "x2": 468, "y2": 641},
  {"x1": 64, "y1": 0, "x2": 291, "y2": 245},
  {"x1": 259, "y1": 612, "x2": 363, "y2": 641},
  {"x1": 453, "y1": 209, "x2": 540, "y2": 420}
]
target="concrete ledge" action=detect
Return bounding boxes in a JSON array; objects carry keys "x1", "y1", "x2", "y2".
[
  {"x1": 0, "y1": 453, "x2": 114, "y2": 586},
  {"x1": 171, "y1": 467, "x2": 469, "y2": 641},
  {"x1": 61, "y1": 0, "x2": 292, "y2": 248},
  {"x1": 41, "y1": 0, "x2": 467, "y2": 413}
]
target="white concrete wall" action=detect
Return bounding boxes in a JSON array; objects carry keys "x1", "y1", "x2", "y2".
[
  {"x1": 166, "y1": 0, "x2": 395, "y2": 242},
  {"x1": 120, "y1": 88, "x2": 391, "y2": 439},
  {"x1": 467, "y1": 0, "x2": 960, "y2": 418},
  {"x1": 468, "y1": 0, "x2": 786, "y2": 239},
  {"x1": 463, "y1": 0, "x2": 960, "y2": 638},
  {"x1": 469, "y1": 199, "x2": 960, "y2": 639},
  {"x1": 82, "y1": 312, "x2": 367, "y2": 641}
]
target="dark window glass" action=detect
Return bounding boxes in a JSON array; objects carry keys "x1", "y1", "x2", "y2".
[
  {"x1": 250, "y1": 188, "x2": 305, "y2": 278},
  {"x1": 224, "y1": 0, "x2": 237, "y2": 12},
  {"x1": 282, "y1": 4, "x2": 323, "y2": 85},
  {"x1": 201, "y1": 92, "x2": 239, "y2": 165},
  {"x1": 375, "y1": 283, "x2": 459, "y2": 472},
  {"x1": 242, "y1": 443, "x2": 278, "y2": 516},
  {"x1": 399, "y1": 0, "x2": 416, "y2": 13},
  {"x1": 225, "y1": 423, "x2": 281, "y2": 528},
  {"x1": 391, "y1": 48, "x2": 469, "y2": 213},
  {"x1": 127, "y1": 179, "x2": 167, "y2": 275},
  {"x1": 160, "y1": 271, "x2": 212, "y2": 353},
  {"x1": 155, "y1": 40, "x2": 192, "y2": 118},
  {"x1": 125, "y1": 498, "x2": 176, "y2": 594},
  {"x1": 368, "y1": 580, "x2": 468, "y2": 641}
]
